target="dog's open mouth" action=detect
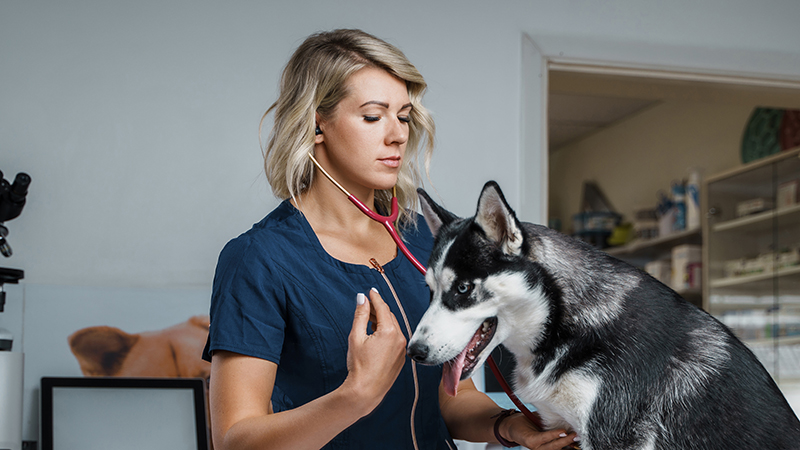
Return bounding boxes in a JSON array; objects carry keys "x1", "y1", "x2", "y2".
[{"x1": 442, "y1": 317, "x2": 498, "y2": 396}]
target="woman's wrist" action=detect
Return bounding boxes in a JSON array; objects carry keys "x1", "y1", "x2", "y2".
[
  {"x1": 337, "y1": 377, "x2": 380, "y2": 419},
  {"x1": 492, "y1": 409, "x2": 521, "y2": 447}
]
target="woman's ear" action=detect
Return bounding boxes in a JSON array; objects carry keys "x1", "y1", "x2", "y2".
[{"x1": 314, "y1": 112, "x2": 324, "y2": 144}]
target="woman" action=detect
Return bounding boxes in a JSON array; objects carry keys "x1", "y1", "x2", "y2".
[{"x1": 204, "y1": 29, "x2": 577, "y2": 450}]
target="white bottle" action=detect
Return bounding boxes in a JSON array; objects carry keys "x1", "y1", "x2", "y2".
[{"x1": 686, "y1": 169, "x2": 702, "y2": 230}]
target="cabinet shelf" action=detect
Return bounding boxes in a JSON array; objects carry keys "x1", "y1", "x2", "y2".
[
  {"x1": 710, "y1": 265, "x2": 800, "y2": 288},
  {"x1": 745, "y1": 335, "x2": 800, "y2": 347},
  {"x1": 605, "y1": 227, "x2": 701, "y2": 259},
  {"x1": 712, "y1": 204, "x2": 800, "y2": 234},
  {"x1": 708, "y1": 303, "x2": 800, "y2": 314}
]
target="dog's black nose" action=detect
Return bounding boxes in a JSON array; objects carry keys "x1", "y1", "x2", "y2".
[{"x1": 407, "y1": 342, "x2": 429, "y2": 362}]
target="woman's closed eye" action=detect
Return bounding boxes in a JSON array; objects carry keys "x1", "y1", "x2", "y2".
[{"x1": 363, "y1": 115, "x2": 411, "y2": 124}]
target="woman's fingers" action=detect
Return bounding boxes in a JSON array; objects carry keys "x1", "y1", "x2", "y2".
[
  {"x1": 350, "y1": 292, "x2": 371, "y2": 341},
  {"x1": 345, "y1": 289, "x2": 407, "y2": 412}
]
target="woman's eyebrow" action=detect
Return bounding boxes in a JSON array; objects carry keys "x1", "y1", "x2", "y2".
[
  {"x1": 360, "y1": 100, "x2": 413, "y2": 111},
  {"x1": 360, "y1": 100, "x2": 388, "y2": 108}
]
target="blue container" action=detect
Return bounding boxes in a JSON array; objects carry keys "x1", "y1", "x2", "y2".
[{"x1": 672, "y1": 182, "x2": 686, "y2": 232}]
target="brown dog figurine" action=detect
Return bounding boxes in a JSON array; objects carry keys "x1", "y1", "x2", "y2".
[{"x1": 68, "y1": 315, "x2": 211, "y2": 379}]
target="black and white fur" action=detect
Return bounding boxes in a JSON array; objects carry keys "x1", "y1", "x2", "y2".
[{"x1": 408, "y1": 181, "x2": 800, "y2": 450}]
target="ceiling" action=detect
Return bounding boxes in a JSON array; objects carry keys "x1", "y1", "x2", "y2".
[
  {"x1": 547, "y1": 70, "x2": 800, "y2": 152},
  {"x1": 548, "y1": 93, "x2": 658, "y2": 150}
]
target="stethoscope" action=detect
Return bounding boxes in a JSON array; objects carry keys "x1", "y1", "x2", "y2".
[{"x1": 307, "y1": 152, "x2": 547, "y2": 432}]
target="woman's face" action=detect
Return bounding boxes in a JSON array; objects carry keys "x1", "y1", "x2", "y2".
[{"x1": 315, "y1": 66, "x2": 411, "y2": 195}]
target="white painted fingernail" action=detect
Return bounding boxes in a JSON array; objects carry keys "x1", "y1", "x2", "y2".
[
  {"x1": 370, "y1": 287, "x2": 378, "y2": 293},
  {"x1": 574, "y1": 435, "x2": 582, "y2": 442},
  {"x1": 357, "y1": 293, "x2": 366, "y2": 305},
  {"x1": 559, "y1": 433, "x2": 567, "y2": 438}
]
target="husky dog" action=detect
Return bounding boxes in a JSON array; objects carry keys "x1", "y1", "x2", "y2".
[{"x1": 408, "y1": 181, "x2": 800, "y2": 450}]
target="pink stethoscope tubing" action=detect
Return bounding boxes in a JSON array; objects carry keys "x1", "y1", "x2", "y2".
[{"x1": 307, "y1": 153, "x2": 546, "y2": 431}]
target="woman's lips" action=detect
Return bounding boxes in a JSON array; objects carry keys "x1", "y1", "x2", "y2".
[{"x1": 379, "y1": 157, "x2": 401, "y2": 168}]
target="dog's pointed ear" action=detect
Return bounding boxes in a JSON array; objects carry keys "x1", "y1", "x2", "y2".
[
  {"x1": 475, "y1": 181, "x2": 524, "y2": 255},
  {"x1": 417, "y1": 188, "x2": 458, "y2": 237}
]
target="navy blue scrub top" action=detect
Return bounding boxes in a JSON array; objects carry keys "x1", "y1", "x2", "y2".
[{"x1": 204, "y1": 200, "x2": 454, "y2": 449}]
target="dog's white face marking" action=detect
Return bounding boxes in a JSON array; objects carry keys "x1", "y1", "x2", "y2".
[
  {"x1": 427, "y1": 266, "x2": 456, "y2": 296},
  {"x1": 426, "y1": 239, "x2": 455, "y2": 291},
  {"x1": 484, "y1": 271, "x2": 550, "y2": 352},
  {"x1": 412, "y1": 298, "x2": 497, "y2": 364}
]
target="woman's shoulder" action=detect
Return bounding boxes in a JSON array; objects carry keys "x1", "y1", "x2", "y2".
[
  {"x1": 239, "y1": 199, "x2": 301, "y2": 238},
  {"x1": 219, "y1": 200, "x2": 304, "y2": 262}
]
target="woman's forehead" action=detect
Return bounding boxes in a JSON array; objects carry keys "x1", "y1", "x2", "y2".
[{"x1": 343, "y1": 67, "x2": 410, "y2": 106}]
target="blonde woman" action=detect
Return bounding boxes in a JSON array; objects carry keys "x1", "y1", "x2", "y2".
[{"x1": 204, "y1": 29, "x2": 577, "y2": 450}]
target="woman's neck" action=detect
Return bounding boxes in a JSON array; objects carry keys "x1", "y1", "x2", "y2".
[
  {"x1": 295, "y1": 179, "x2": 375, "y2": 229},
  {"x1": 294, "y1": 180, "x2": 397, "y2": 266}
]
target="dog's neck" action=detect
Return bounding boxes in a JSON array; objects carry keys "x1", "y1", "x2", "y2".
[{"x1": 525, "y1": 226, "x2": 640, "y2": 329}]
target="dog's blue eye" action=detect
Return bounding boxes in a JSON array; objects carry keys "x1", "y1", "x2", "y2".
[{"x1": 456, "y1": 282, "x2": 472, "y2": 295}]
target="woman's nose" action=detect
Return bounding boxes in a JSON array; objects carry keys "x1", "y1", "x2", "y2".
[{"x1": 386, "y1": 118, "x2": 408, "y2": 145}]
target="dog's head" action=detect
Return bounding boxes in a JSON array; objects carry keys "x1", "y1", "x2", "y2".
[{"x1": 408, "y1": 181, "x2": 552, "y2": 396}]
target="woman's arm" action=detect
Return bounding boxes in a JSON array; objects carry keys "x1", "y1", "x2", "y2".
[
  {"x1": 439, "y1": 379, "x2": 578, "y2": 449},
  {"x1": 210, "y1": 289, "x2": 407, "y2": 450}
]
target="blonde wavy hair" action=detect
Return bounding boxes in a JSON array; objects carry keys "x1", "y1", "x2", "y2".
[{"x1": 261, "y1": 29, "x2": 435, "y2": 230}]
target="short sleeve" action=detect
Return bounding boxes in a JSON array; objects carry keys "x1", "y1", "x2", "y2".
[{"x1": 204, "y1": 234, "x2": 287, "y2": 364}]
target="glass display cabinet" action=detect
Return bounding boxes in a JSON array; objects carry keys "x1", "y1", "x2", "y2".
[{"x1": 703, "y1": 147, "x2": 800, "y2": 387}]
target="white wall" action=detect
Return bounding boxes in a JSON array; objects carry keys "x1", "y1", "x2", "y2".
[{"x1": 2, "y1": 0, "x2": 800, "y2": 444}]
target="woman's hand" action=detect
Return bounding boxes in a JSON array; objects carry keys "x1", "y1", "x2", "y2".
[
  {"x1": 499, "y1": 413, "x2": 579, "y2": 450},
  {"x1": 342, "y1": 288, "x2": 407, "y2": 415}
]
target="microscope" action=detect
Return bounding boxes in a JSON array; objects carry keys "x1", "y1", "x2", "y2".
[
  {"x1": 0, "y1": 169, "x2": 30, "y2": 450},
  {"x1": 0, "y1": 169, "x2": 29, "y2": 344}
]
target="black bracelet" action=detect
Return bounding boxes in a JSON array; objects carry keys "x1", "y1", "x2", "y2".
[{"x1": 491, "y1": 409, "x2": 521, "y2": 448}]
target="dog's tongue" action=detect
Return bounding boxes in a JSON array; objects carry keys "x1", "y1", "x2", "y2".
[
  {"x1": 443, "y1": 324, "x2": 487, "y2": 396},
  {"x1": 442, "y1": 346, "x2": 468, "y2": 397}
]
